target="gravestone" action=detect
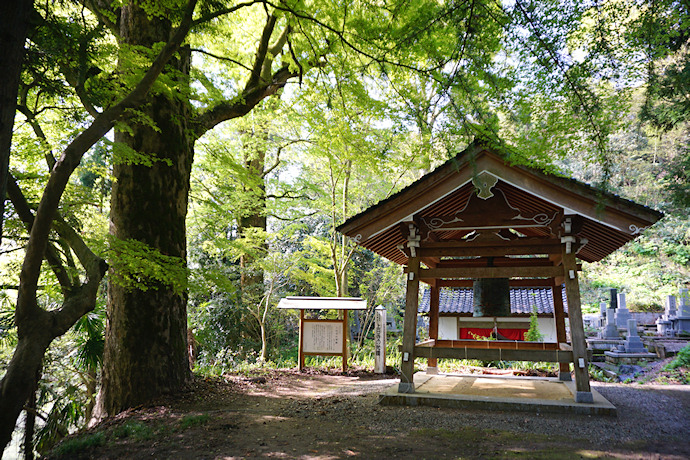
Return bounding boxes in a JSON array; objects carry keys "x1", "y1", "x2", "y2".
[
  {"x1": 623, "y1": 319, "x2": 648, "y2": 353},
  {"x1": 609, "y1": 288, "x2": 618, "y2": 309},
  {"x1": 656, "y1": 295, "x2": 675, "y2": 336},
  {"x1": 603, "y1": 308, "x2": 620, "y2": 339},
  {"x1": 675, "y1": 289, "x2": 690, "y2": 334},
  {"x1": 599, "y1": 302, "x2": 607, "y2": 328},
  {"x1": 615, "y1": 293, "x2": 631, "y2": 329},
  {"x1": 666, "y1": 295, "x2": 678, "y2": 317}
]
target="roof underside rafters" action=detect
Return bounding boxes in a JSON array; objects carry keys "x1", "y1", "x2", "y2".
[{"x1": 338, "y1": 145, "x2": 663, "y2": 266}]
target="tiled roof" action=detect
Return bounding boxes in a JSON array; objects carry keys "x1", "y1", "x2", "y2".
[
  {"x1": 419, "y1": 287, "x2": 568, "y2": 315},
  {"x1": 337, "y1": 143, "x2": 663, "y2": 265}
]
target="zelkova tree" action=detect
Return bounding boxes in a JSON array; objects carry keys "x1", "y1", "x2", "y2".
[
  {"x1": 0, "y1": 1, "x2": 199, "y2": 451},
  {"x1": 94, "y1": 1, "x2": 303, "y2": 415},
  {"x1": 93, "y1": 0, "x2": 511, "y2": 416}
]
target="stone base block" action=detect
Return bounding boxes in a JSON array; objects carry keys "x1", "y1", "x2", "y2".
[{"x1": 604, "y1": 351, "x2": 656, "y2": 365}]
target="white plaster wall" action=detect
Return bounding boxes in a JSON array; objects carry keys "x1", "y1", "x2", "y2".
[
  {"x1": 439, "y1": 316, "x2": 559, "y2": 342},
  {"x1": 438, "y1": 317, "x2": 458, "y2": 340},
  {"x1": 537, "y1": 317, "x2": 557, "y2": 342}
]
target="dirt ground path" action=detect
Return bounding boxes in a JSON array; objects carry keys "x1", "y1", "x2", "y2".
[{"x1": 50, "y1": 370, "x2": 690, "y2": 459}]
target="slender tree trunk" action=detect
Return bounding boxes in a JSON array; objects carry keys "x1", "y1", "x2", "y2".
[
  {"x1": 83, "y1": 368, "x2": 97, "y2": 423},
  {"x1": 239, "y1": 147, "x2": 267, "y2": 289},
  {"x1": 98, "y1": 5, "x2": 191, "y2": 416},
  {"x1": 238, "y1": 144, "x2": 268, "y2": 347},
  {"x1": 334, "y1": 160, "x2": 351, "y2": 297},
  {"x1": 0, "y1": 0, "x2": 31, "y2": 243},
  {"x1": 0, "y1": 314, "x2": 53, "y2": 452},
  {"x1": 22, "y1": 369, "x2": 40, "y2": 460}
]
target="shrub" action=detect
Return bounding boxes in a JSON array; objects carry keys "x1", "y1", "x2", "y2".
[
  {"x1": 665, "y1": 343, "x2": 690, "y2": 370},
  {"x1": 525, "y1": 306, "x2": 544, "y2": 342}
]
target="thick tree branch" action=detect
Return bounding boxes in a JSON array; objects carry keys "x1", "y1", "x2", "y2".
[
  {"x1": 261, "y1": 24, "x2": 290, "y2": 83},
  {"x1": 191, "y1": 1, "x2": 260, "y2": 27},
  {"x1": 6, "y1": 174, "x2": 75, "y2": 291},
  {"x1": 81, "y1": 0, "x2": 120, "y2": 35},
  {"x1": 192, "y1": 66, "x2": 297, "y2": 137},
  {"x1": 248, "y1": 14, "x2": 278, "y2": 89}
]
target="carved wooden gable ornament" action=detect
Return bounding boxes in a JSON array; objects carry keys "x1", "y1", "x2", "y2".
[{"x1": 337, "y1": 143, "x2": 663, "y2": 265}]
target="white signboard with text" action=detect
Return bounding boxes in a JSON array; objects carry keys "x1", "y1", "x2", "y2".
[{"x1": 302, "y1": 321, "x2": 342, "y2": 354}]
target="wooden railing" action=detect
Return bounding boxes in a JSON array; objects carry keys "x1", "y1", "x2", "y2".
[{"x1": 411, "y1": 339, "x2": 578, "y2": 363}]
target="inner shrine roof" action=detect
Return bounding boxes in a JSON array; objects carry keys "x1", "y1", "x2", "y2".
[{"x1": 337, "y1": 143, "x2": 663, "y2": 265}]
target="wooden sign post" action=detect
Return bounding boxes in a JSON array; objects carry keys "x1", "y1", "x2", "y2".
[{"x1": 278, "y1": 297, "x2": 366, "y2": 372}]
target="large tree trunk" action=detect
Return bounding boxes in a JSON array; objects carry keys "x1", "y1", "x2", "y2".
[{"x1": 98, "y1": 4, "x2": 192, "y2": 416}]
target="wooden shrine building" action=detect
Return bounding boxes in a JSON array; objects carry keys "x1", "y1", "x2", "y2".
[{"x1": 337, "y1": 143, "x2": 662, "y2": 403}]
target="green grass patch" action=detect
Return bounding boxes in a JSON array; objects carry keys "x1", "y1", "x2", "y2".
[
  {"x1": 52, "y1": 432, "x2": 105, "y2": 458},
  {"x1": 111, "y1": 421, "x2": 154, "y2": 441},
  {"x1": 664, "y1": 343, "x2": 690, "y2": 370},
  {"x1": 179, "y1": 414, "x2": 210, "y2": 429}
]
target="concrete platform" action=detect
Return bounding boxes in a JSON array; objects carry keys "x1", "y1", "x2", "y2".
[{"x1": 379, "y1": 372, "x2": 617, "y2": 416}]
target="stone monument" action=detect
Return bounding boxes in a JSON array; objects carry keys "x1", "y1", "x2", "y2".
[
  {"x1": 599, "y1": 301, "x2": 607, "y2": 328},
  {"x1": 615, "y1": 293, "x2": 631, "y2": 329},
  {"x1": 602, "y1": 308, "x2": 619, "y2": 339},
  {"x1": 622, "y1": 319, "x2": 648, "y2": 353},
  {"x1": 656, "y1": 295, "x2": 676, "y2": 336},
  {"x1": 675, "y1": 289, "x2": 690, "y2": 334},
  {"x1": 609, "y1": 288, "x2": 618, "y2": 309},
  {"x1": 604, "y1": 318, "x2": 656, "y2": 364}
]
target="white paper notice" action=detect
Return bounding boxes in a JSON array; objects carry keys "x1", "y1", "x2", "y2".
[{"x1": 302, "y1": 322, "x2": 342, "y2": 353}]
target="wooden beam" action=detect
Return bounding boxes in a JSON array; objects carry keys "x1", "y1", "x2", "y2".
[
  {"x1": 400, "y1": 257, "x2": 420, "y2": 393},
  {"x1": 413, "y1": 266, "x2": 565, "y2": 279},
  {"x1": 298, "y1": 310, "x2": 305, "y2": 371},
  {"x1": 430, "y1": 339, "x2": 560, "y2": 350},
  {"x1": 428, "y1": 279, "x2": 559, "y2": 288},
  {"x1": 414, "y1": 244, "x2": 562, "y2": 258},
  {"x1": 413, "y1": 346, "x2": 574, "y2": 363},
  {"x1": 421, "y1": 238, "x2": 562, "y2": 249},
  {"x1": 342, "y1": 310, "x2": 348, "y2": 372},
  {"x1": 434, "y1": 257, "x2": 555, "y2": 268}
]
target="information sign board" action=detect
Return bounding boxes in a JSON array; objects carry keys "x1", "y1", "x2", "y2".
[{"x1": 302, "y1": 321, "x2": 342, "y2": 354}]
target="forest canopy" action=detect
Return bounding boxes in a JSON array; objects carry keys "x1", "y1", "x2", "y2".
[{"x1": 1, "y1": 0, "x2": 689, "y2": 456}]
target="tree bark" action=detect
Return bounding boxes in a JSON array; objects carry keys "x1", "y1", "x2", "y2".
[
  {"x1": 98, "y1": 4, "x2": 192, "y2": 416},
  {"x1": 0, "y1": 0, "x2": 32, "y2": 243},
  {"x1": 22, "y1": 369, "x2": 40, "y2": 460}
]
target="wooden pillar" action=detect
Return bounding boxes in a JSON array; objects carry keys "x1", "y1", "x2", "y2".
[
  {"x1": 427, "y1": 284, "x2": 440, "y2": 373},
  {"x1": 342, "y1": 310, "x2": 348, "y2": 372},
  {"x1": 399, "y1": 256, "x2": 420, "y2": 393},
  {"x1": 551, "y1": 280, "x2": 571, "y2": 381},
  {"x1": 561, "y1": 243, "x2": 593, "y2": 403},
  {"x1": 298, "y1": 309, "x2": 305, "y2": 371}
]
